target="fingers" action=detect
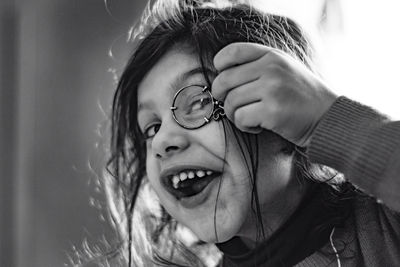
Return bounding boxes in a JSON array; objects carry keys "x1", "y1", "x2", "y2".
[
  {"x1": 212, "y1": 42, "x2": 294, "y2": 136},
  {"x1": 213, "y1": 42, "x2": 272, "y2": 72},
  {"x1": 221, "y1": 80, "x2": 280, "y2": 135},
  {"x1": 212, "y1": 61, "x2": 260, "y2": 101},
  {"x1": 212, "y1": 43, "x2": 281, "y2": 102},
  {"x1": 219, "y1": 80, "x2": 271, "y2": 135},
  {"x1": 222, "y1": 81, "x2": 262, "y2": 121},
  {"x1": 232, "y1": 102, "x2": 264, "y2": 134}
]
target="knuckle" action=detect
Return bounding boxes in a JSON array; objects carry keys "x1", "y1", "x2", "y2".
[
  {"x1": 265, "y1": 49, "x2": 280, "y2": 62},
  {"x1": 226, "y1": 43, "x2": 241, "y2": 58},
  {"x1": 223, "y1": 100, "x2": 233, "y2": 119},
  {"x1": 265, "y1": 50, "x2": 287, "y2": 68},
  {"x1": 211, "y1": 77, "x2": 223, "y2": 98},
  {"x1": 224, "y1": 91, "x2": 242, "y2": 118},
  {"x1": 268, "y1": 48, "x2": 284, "y2": 58},
  {"x1": 223, "y1": 93, "x2": 232, "y2": 109},
  {"x1": 214, "y1": 44, "x2": 239, "y2": 70},
  {"x1": 213, "y1": 53, "x2": 223, "y2": 70},
  {"x1": 212, "y1": 75, "x2": 221, "y2": 90}
]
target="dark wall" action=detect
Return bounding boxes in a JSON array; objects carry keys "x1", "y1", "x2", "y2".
[
  {"x1": 1, "y1": 1, "x2": 18, "y2": 266},
  {"x1": 1, "y1": 0, "x2": 147, "y2": 266}
]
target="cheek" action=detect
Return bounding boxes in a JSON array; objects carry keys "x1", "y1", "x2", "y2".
[
  {"x1": 256, "y1": 132, "x2": 295, "y2": 205},
  {"x1": 197, "y1": 122, "x2": 226, "y2": 154},
  {"x1": 143, "y1": 123, "x2": 256, "y2": 242},
  {"x1": 145, "y1": 155, "x2": 162, "y2": 193},
  {"x1": 145, "y1": 156, "x2": 180, "y2": 216}
]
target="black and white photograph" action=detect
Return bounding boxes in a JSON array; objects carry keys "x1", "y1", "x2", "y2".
[{"x1": 1, "y1": 0, "x2": 400, "y2": 266}]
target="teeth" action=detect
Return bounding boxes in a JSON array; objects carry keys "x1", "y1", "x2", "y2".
[
  {"x1": 180, "y1": 172, "x2": 188, "y2": 181},
  {"x1": 170, "y1": 169, "x2": 216, "y2": 188},
  {"x1": 172, "y1": 175, "x2": 180, "y2": 183},
  {"x1": 196, "y1": 170, "x2": 205, "y2": 178},
  {"x1": 188, "y1": 171, "x2": 195, "y2": 179},
  {"x1": 172, "y1": 175, "x2": 180, "y2": 189}
]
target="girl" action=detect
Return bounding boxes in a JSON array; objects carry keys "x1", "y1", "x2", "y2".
[{"x1": 107, "y1": 1, "x2": 400, "y2": 266}]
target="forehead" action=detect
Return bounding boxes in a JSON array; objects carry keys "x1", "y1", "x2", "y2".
[{"x1": 137, "y1": 48, "x2": 202, "y2": 104}]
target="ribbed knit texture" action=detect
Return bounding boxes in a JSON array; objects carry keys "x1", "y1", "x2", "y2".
[
  {"x1": 297, "y1": 196, "x2": 400, "y2": 266},
  {"x1": 302, "y1": 96, "x2": 400, "y2": 266},
  {"x1": 308, "y1": 96, "x2": 400, "y2": 210}
]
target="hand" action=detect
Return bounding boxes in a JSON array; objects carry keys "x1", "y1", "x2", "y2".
[{"x1": 212, "y1": 42, "x2": 337, "y2": 147}]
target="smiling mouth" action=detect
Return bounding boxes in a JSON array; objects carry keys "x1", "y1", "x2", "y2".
[{"x1": 165, "y1": 169, "x2": 222, "y2": 199}]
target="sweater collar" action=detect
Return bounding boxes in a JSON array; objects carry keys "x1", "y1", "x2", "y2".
[{"x1": 216, "y1": 184, "x2": 347, "y2": 267}]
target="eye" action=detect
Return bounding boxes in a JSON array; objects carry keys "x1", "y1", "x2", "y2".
[
  {"x1": 187, "y1": 96, "x2": 212, "y2": 114},
  {"x1": 143, "y1": 123, "x2": 161, "y2": 139}
]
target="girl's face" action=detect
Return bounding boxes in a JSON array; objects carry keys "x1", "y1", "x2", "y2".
[{"x1": 137, "y1": 47, "x2": 297, "y2": 243}]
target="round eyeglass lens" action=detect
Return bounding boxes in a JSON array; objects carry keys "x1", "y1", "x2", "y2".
[{"x1": 172, "y1": 85, "x2": 214, "y2": 129}]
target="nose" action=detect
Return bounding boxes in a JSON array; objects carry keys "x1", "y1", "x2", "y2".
[{"x1": 151, "y1": 118, "x2": 190, "y2": 159}]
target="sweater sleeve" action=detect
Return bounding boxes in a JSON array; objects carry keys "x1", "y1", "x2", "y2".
[{"x1": 308, "y1": 96, "x2": 400, "y2": 211}]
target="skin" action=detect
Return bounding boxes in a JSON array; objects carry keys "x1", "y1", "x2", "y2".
[
  {"x1": 212, "y1": 42, "x2": 337, "y2": 147},
  {"x1": 137, "y1": 45, "x2": 309, "y2": 246}
]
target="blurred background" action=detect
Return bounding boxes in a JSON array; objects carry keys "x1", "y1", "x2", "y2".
[{"x1": 0, "y1": 0, "x2": 399, "y2": 266}]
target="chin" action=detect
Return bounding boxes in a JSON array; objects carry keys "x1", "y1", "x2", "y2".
[
  {"x1": 190, "y1": 215, "x2": 245, "y2": 244},
  {"x1": 194, "y1": 230, "x2": 231, "y2": 244}
]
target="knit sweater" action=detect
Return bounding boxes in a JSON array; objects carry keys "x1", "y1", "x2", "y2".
[{"x1": 219, "y1": 96, "x2": 400, "y2": 266}]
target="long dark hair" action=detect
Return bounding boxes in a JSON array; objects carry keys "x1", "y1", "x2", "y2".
[{"x1": 108, "y1": 1, "x2": 355, "y2": 266}]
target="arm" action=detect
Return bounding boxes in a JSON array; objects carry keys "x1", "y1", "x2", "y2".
[
  {"x1": 212, "y1": 42, "x2": 400, "y2": 210},
  {"x1": 308, "y1": 96, "x2": 400, "y2": 211}
]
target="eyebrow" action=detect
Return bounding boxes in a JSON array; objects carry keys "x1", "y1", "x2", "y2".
[{"x1": 138, "y1": 66, "x2": 215, "y2": 112}]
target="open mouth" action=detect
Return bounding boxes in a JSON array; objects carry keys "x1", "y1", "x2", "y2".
[{"x1": 164, "y1": 168, "x2": 222, "y2": 199}]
